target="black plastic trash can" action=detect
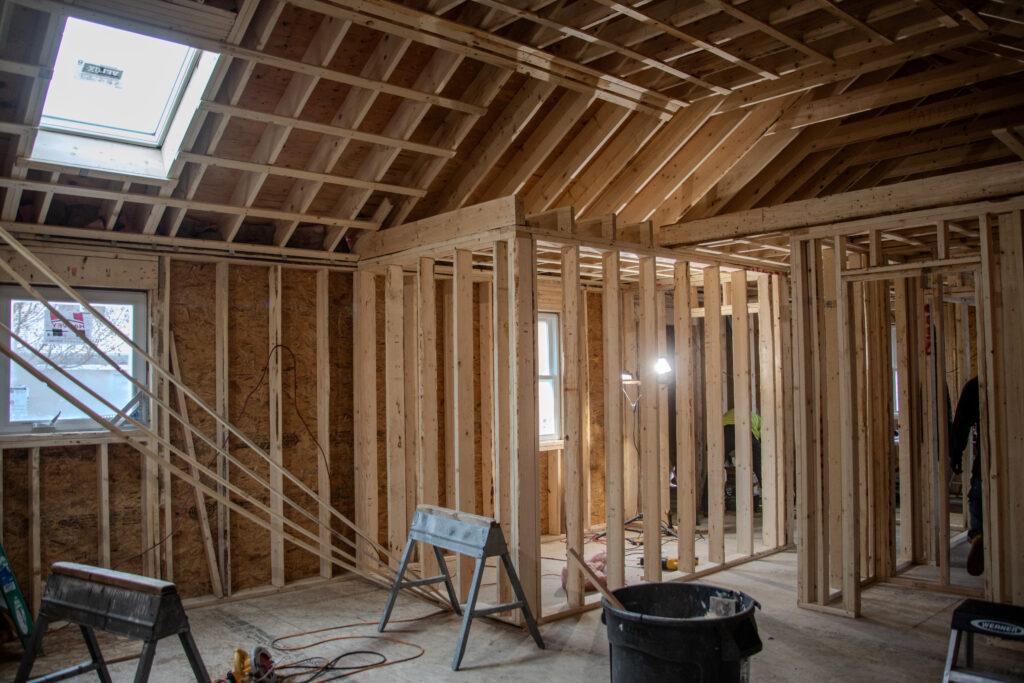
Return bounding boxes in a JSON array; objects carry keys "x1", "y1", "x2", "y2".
[{"x1": 602, "y1": 582, "x2": 761, "y2": 682}]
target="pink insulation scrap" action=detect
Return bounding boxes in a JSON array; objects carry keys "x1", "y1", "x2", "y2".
[{"x1": 561, "y1": 550, "x2": 607, "y2": 591}]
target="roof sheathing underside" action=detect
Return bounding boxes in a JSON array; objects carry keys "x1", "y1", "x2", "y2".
[{"x1": 0, "y1": 0, "x2": 1020, "y2": 262}]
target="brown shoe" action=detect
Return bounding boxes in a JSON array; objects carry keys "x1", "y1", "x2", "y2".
[{"x1": 967, "y1": 536, "x2": 984, "y2": 576}]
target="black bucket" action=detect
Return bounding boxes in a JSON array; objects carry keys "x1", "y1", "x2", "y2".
[{"x1": 601, "y1": 582, "x2": 762, "y2": 682}]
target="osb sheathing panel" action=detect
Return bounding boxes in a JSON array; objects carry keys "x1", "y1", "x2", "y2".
[
  {"x1": 2, "y1": 448, "x2": 30, "y2": 599},
  {"x1": 281, "y1": 268, "x2": 320, "y2": 583},
  {"x1": 107, "y1": 443, "x2": 143, "y2": 575},
  {"x1": 328, "y1": 271, "x2": 354, "y2": 573},
  {"x1": 39, "y1": 446, "x2": 99, "y2": 572},
  {"x1": 228, "y1": 265, "x2": 271, "y2": 591},
  {"x1": 169, "y1": 260, "x2": 218, "y2": 597}
]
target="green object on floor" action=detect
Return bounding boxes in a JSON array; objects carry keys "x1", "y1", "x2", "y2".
[{"x1": 0, "y1": 538, "x2": 34, "y2": 652}]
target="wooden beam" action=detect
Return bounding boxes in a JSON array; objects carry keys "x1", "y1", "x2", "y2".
[
  {"x1": 354, "y1": 270, "x2": 379, "y2": 569},
  {"x1": 660, "y1": 162, "x2": 1024, "y2": 245},
  {"x1": 757, "y1": 275, "x2": 778, "y2": 548},
  {"x1": 704, "y1": 266, "x2": 726, "y2": 565},
  {"x1": 893, "y1": 278, "x2": 916, "y2": 565},
  {"x1": 791, "y1": 239, "x2": 818, "y2": 603},
  {"x1": 316, "y1": 268, "x2": 332, "y2": 579},
  {"x1": 638, "y1": 257, "x2": 661, "y2": 582},
  {"x1": 562, "y1": 245, "x2": 584, "y2": 606},
  {"x1": 732, "y1": 270, "x2": 754, "y2": 556},
  {"x1": 993, "y1": 127, "x2": 1024, "y2": 161},
  {"x1": 479, "y1": 282, "x2": 495, "y2": 519},
  {"x1": 704, "y1": 0, "x2": 832, "y2": 63},
  {"x1": 385, "y1": 265, "x2": 408, "y2": 565},
  {"x1": 453, "y1": 250, "x2": 476, "y2": 599},
  {"x1": 268, "y1": 265, "x2": 284, "y2": 587},
  {"x1": 215, "y1": 261, "x2": 231, "y2": 593},
  {"x1": 417, "y1": 258, "x2": 440, "y2": 579},
  {"x1": 97, "y1": 444, "x2": 110, "y2": 568},
  {"x1": 492, "y1": 242, "x2": 514, "y2": 606},
  {"x1": 674, "y1": 262, "x2": 697, "y2": 572},
  {"x1": 834, "y1": 237, "x2": 861, "y2": 615},
  {"x1": 510, "y1": 236, "x2": 541, "y2": 617},
  {"x1": 357, "y1": 196, "x2": 524, "y2": 260},
  {"x1": 603, "y1": 251, "x2": 625, "y2": 589}
]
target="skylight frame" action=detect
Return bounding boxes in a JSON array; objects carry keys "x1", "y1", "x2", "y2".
[{"x1": 30, "y1": 15, "x2": 220, "y2": 180}]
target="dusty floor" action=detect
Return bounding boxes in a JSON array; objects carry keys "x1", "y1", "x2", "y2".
[{"x1": 3, "y1": 546, "x2": 1023, "y2": 682}]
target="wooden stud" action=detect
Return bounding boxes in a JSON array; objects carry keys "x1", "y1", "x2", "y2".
[
  {"x1": 757, "y1": 275, "x2": 778, "y2": 548},
  {"x1": 656, "y1": 291, "x2": 671, "y2": 522},
  {"x1": 492, "y1": 243, "x2": 514, "y2": 606},
  {"x1": 547, "y1": 450, "x2": 563, "y2": 535},
  {"x1": 443, "y1": 282, "x2": 455, "y2": 509},
  {"x1": 404, "y1": 275, "x2": 418, "y2": 543},
  {"x1": 215, "y1": 261, "x2": 230, "y2": 592},
  {"x1": 417, "y1": 258, "x2": 440, "y2": 579},
  {"x1": 453, "y1": 250, "x2": 475, "y2": 599},
  {"x1": 732, "y1": 270, "x2": 754, "y2": 556},
  {"x1": 603, "y1": 251, "x2": 625, "y2": 589},
  {"x1": 510, "y1": 236, "x2": 541, "y2": 617},
  {"x1": 835, "y1": 236, "x2": 861, "y2": 615},
  {"x1": 29, "y1": 447, "x2": 40, "y2": 615},
  {"x1": 97, "y1": 444, "x2": 110, "y2": 568},
  {"x1": 622, "y1": 289, "x2": 639, "y2": 517},
  {"x1": 822, "y1": 248, "x2": 842, "y2": 591},
  {"x1": 773, "y1": 275, "x2": 794, "y2": 544},
  {"x1": 159, "y1": 257, "x2": 172, "y2": 582},
  {"x1": 479, "y1": 282, "x2": 495, "y2": 519},
  {"x1": 268, "y1": 265, "x2": 284, "y2": 587},
  {"x1": 639, "y1": 257, "x2": 661, "y2": 582},
  {"x1": 562, "y1": 245, "x2": 584, "y2": 607},
  {"x1": 893, "y1": 278, "x2": 916, "y2": 566},
  {"x1": 791, "y1": 238, "x2": 818, "y2": 604},
  {"x1": 674, "y1": 262, "x2": 697, "y2": 572},
  {"x1": 354, "y1": 270, "x2": 379, "y2": 570},
  {"x1": 385, "y1": 264, "x2": 408, "y2": 565},
  {"x1": 704, "y1": 266, "x2": 725, "y2": 565},
  {"x1": 316, "y1": 268, "x2": 331, "y2": 579},
  {"x1": 932, "y1": 273, "x2": 951, "y2": 586}
]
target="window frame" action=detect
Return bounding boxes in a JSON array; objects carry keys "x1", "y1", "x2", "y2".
[
  {"x1": 0, "y1": 285, "x2": 149, "y2": 435},
  {"x1": 537, "y1": 310, "x2": 562, "y2": 444}
]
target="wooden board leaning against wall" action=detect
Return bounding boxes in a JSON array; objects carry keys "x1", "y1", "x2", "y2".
[{"x1": 0, "y1": 246, "x2": 357, "y2": 609}]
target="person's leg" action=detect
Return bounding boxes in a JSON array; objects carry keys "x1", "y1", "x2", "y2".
[{"x1": 967, "y1": 461, "x2": 983, "y2": 540}]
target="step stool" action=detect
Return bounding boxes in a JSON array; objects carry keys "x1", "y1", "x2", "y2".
[
  {"x1": 943, "y1": 598, "x2": 1024, "y2": 682},
  {"x1": 378, "y1": 504, "x2": 544, "y2": 670},
  {"x1": 15, "y1": 562, "x2": 210, "y2": 683}
]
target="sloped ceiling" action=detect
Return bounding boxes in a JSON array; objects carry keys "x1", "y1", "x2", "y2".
[{"x1": 0, "y1": 0, "x2": 1022, "y2": 261}]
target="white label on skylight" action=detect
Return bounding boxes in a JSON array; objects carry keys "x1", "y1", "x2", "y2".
[
  {"x1": 40, "y1": 17, "x2": 198, "y2": 146},
  {"x1": 76, "y1": 61, "x2": 124, "y2": 88}
]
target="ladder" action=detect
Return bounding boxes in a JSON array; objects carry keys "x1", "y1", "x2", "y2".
[{"x1": 0, "y1": 538, "x2": 34, "y2": 651}]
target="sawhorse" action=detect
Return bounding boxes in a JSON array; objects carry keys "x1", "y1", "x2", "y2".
[
  {"x1": 944, "y1": 598, "x2": 1024, "y2": 682},
  {"x1": 15, "y1": 562, "x2": 209, "y2": 683},
  {"x1": 378, "y1": 504, "x2": 544, "y2": 670}
]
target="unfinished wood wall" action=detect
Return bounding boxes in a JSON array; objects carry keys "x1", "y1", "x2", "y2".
[
  {"x1": 791, "y1": 204, "x2": 1024, "y2": 613},
  {"x1": 0, "y1": 249, "x2": 356, "y2": 608}
]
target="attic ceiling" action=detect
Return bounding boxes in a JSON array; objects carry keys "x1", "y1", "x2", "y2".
[{"x1": 0, "y1": 0, "x2": 1022, "y2": 263}]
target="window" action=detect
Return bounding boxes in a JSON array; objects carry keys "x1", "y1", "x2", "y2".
[
  {"x1": 32, "y1": 17, "x2": 219, "y2": 178},
  {"x1": 538, "y1": 312, "x2": 561, "y2": 441},
  {"x1": 0, "y1": 286, "x2": 148, "y2": 434}
]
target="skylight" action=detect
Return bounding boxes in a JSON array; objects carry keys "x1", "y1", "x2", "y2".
[{"x1": 41, "y1": 18, "x2": 201, "y2": 147}]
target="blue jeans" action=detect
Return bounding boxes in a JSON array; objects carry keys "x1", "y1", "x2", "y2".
[{"x1": 967, "y1": 469, "x2": 983, "y2": 540}]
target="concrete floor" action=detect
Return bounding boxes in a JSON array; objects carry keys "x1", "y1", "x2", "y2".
[{"x1": 3, "y1": 548, "x2": 1024, "y2": 682}]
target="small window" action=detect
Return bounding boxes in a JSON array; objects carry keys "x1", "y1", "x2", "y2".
[
  {"x1": 32, "y1": 17, "x2": 219, "y2": 177},
  {"x1": 538, "y1": 312, "x2": 561, "y2": 441},
  {"x1": 0, "y1": 286, "x2": 148, "y2": 435}
]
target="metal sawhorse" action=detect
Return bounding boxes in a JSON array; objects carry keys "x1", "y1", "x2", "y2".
[
  {"x1": 15, "y1": 562, "x2": 210, "y2": 683},
  {"x1": 378, "y1": 504, "x2": 544, "y2": 670}
]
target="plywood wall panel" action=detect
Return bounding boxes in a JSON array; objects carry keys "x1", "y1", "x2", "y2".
[
  {"x1": 228, "y1": 265, "x2": 271, "y2": 591},
  {"x1": 328, "y1": 271, "x2": 355, "y2": 572},
  {"x1": 587, "y1": 291, "x2": 606, "y2": 524},
  {"x1": 282, "y1": 268, "x2": 321, "y2": 582}
]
